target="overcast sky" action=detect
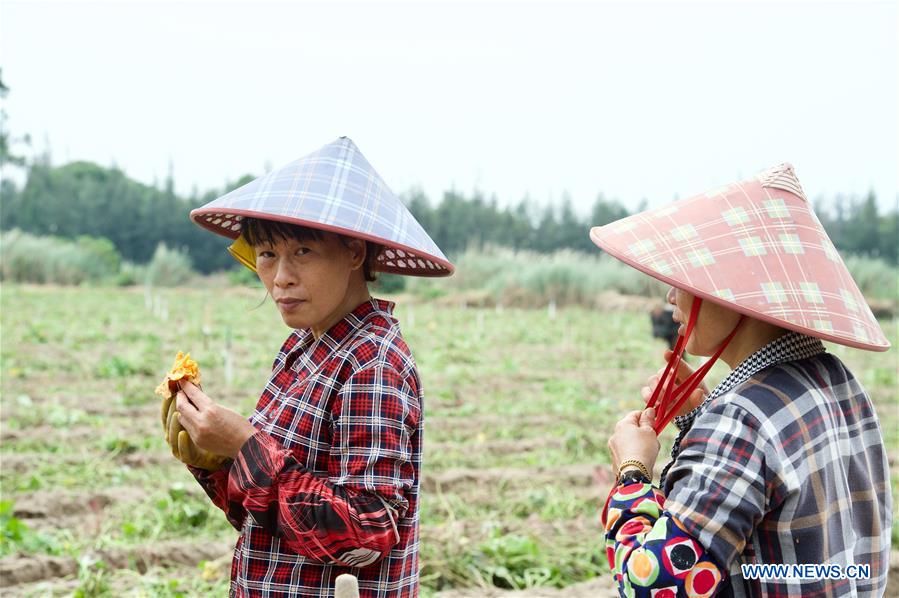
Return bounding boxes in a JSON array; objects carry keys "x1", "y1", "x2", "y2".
[{"x1": 2, "y1": 0, "x2": 897, "y2": 214}]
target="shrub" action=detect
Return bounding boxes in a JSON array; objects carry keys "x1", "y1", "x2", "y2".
[
  {"x1": 144, "y1": 243, "x2": 194, "y2": 287},
  {"x1": 75, "y1": 236, "x2": 121, "y2": 279},
  {"x1": 227, "y1": 265, "x2": 262, "y2": 287},
  {"x1": 113, "y1": 261, "x2": 146, "y2": 286},
  {"x1": 0, "y1": 229, "x2": 122, "y2": 285},
  {"x1": 406, "y1": 246, "x2": 898, "y2": 308},
  {"x1": 407, "y1": 246, "x2": 667, "y2": 306},
  {"x1": 843, "y1": 254, "x2": 899, "y2": 302},
  {"x1": 373, "y1": 273, "x2": 407, "y2": 294}
]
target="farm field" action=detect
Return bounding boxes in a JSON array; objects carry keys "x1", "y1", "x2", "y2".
[{"x1": 1, "y1": 285, "x2": 897, "y2": 597}]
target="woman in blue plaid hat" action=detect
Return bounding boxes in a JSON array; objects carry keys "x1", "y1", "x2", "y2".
[
  {"x1": 165, "y1": 137, "x2": 452, "y2": 597},
  {"x1": 592, "y1": 164, "x2": 891, "y2": 597}
]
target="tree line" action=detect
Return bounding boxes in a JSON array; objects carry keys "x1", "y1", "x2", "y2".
[{"x1": 0, "y1": 159, "x2": 896, "y2": 274}]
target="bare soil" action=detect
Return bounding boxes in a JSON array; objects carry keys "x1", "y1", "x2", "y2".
[
  {"x1": 436, "y1": 576, "x2": 618, "y2": 598},
  {"x1": 422, "y1": 464, "x2": 603, "y2": 493},
  {"x1": 0, "y1": 540, "x2": 232, "y2": 589}
]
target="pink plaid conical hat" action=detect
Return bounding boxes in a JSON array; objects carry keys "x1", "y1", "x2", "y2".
[
  {"x1": 590, "y1": 163, "x2": 889, "y2": 351},
  {"x1": 190, "y1": 137, "x2": 454, "y2": 277}
]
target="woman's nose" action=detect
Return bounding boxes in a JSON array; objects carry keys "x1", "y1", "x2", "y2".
[
  {"x1": 273, "y1": 262, "x2": 295, "y2": 288},
  {"x1": 666, "y1": 287, "x2": 676, "y2": 304}
]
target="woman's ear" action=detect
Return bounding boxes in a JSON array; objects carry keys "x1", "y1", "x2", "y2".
[{"x1": 345, "y1": 238, "x2": 367, "y2": 271}]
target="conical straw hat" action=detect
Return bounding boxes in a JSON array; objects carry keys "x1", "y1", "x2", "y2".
[
  {"x1": 190, "y1": 137, "x2": 453, "y2": 277},
  {"x1": 590, "y1": 163, "x2": 889, "y2": 351}
]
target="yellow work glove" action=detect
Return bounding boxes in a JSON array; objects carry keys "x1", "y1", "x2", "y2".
[
  {"x1": 156, "y1": 352, "x2": 227, "y2": 471},
  {"x1": 161, "y1": 395, "x2": 226, "y2": 470}
]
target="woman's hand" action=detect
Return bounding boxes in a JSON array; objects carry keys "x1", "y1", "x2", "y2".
[
  {"x1": 640, "y1": 349, "x2": 709, "y2": 418},
  {"x1": 608, "y1": 408, "x2": 661, "y2": 478},
  {"x1": 175, "y1": 380, "x2": 257, "y2": 459}
]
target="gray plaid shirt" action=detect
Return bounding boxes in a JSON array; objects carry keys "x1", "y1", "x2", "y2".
[{"x1": 661, "y1": 332, "x2": 892, "y2": 596}]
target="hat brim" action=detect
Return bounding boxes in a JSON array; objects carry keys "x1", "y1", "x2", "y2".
[{"x1": 191, "y1": 207, "x2": 455, "y2": 277}]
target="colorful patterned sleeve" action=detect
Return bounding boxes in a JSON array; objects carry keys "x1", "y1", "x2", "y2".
[
  {"x1": 602, "y1": 478, "x2": 726, "y2": 597},
  {"x1": 226, "y1": 365, "x2": 418, "y2": 568},
  {"x1": 188, "y1": 461, "x2": 247, "y2": 531}
]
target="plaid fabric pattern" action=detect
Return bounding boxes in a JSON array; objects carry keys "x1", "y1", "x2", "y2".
[
  {"x1": 662, "y1": 336, "x2": 892, "y2": 596},
  {"x1": 190, "y1": 137, "x2": 453, "y2": 277},
  {"x1": 661, "y1": 332, "x2": 826, "y2": 489},
  {"x1": 602, "y1": 333, "x2": 892, "y2": 597},
  {"x1": 191, "y1": 299, "x2": 422, "y2": 597},
  {"x1": 589, "y1": 163, "x2": 889, "y2": 351}
]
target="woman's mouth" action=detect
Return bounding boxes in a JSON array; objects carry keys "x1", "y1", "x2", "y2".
[
  {"x1": 276, "y1": 298, "x2": 305, "y2": 311},
  {"x1": 671, "y1": 314, "x2": 685, "y2": 336}
]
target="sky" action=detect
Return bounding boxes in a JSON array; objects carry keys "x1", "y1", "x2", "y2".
[{"x1": 1, "y1": 0, "x2": 897, "y2": 215}]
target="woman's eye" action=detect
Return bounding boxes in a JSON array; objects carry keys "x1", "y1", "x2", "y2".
[
  {"x1": 296, "y1": 247, "x2": 311, "y2": 256},
  {"x1": 257, "y1": 251, "x2": 275, "y2": 259}
]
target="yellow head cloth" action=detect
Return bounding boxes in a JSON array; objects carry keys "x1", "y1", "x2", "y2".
[{"x1": 228, "y1": 233, "x2": 257, "y2": 273}]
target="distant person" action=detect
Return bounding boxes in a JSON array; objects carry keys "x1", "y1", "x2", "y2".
[
  {"x1": 649, "y1": 303, "x2": 679, "y2": 349},
  {"x1": 590, "y1": 164, "x2": 892, "y2": 596},
  {"x1": 163, "y1": 138, "x2": 453, "y2": 597}
]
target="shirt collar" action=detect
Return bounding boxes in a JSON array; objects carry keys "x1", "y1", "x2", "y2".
[
  {"x1": 674, "y1": 331, "x2": 826, "y2": 428},
  {"x1": 290, "y1": 298, "x2": 395, "y2": 365}
]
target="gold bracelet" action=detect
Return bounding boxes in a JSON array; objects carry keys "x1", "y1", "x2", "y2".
[{"x1": 616, "y1": 459, "x2": 651, "y2": 481}]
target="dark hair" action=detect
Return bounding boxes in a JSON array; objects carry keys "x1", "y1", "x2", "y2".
[{"x1": 241, "y1": 217, "x2": 380, "y2": 282}]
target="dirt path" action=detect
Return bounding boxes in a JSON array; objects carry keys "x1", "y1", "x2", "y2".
[
  {"x1": 422, "y1": 464, "x2": 604, "y2": 493},
  {"x1": 0, "y1": 540, "x2": 232, "y2": 588},
  {"x1": 436, "y1": 576, "x2": 618, "y2": 597}
]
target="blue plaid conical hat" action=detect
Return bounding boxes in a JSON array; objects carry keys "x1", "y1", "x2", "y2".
[{"x1": 190, "y1": 137, "x2": 454, "y2": 277}]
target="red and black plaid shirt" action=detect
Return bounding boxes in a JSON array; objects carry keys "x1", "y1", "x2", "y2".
[{"x1": 191, "y1": 299, "x2": 422, "y2": 597}]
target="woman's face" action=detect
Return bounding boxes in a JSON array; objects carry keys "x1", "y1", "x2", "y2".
[
  {"x1": 667, "y1": 287, "x2": 742, "y2": 356},
  {"x1": 254, "y1": 233, "x2": 365, "y2": 332}
]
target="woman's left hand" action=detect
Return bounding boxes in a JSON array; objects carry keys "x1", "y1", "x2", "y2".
[
  {"x1": 176, "y1": 380, "x2": 257, "y2": 459},
  {"x1": 608, "y1": 408, "x2": 661, "y2": 479},
  {"x1": 639, "y1": 350, "x2": 708, "y2": 418}
]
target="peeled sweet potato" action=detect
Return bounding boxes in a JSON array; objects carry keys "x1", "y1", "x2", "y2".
[{"x1": 156, "y1": 352, "x2": 225, "y2": 470}]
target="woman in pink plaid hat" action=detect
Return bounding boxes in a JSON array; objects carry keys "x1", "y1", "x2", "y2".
[
  {"x1": 164, "y1": 137, "x2": 452, "y2": 597},
  {"x1": 593, "y1": 164, "x2": 891, "y2": 597}
]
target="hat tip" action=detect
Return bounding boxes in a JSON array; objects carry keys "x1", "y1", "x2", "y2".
[{"x1": 758, "y1": 162, "x2": 807, "y2": 202}]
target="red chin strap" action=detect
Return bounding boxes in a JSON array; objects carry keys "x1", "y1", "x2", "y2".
[{"x1": 646, "y1": 298, "x2": 745, "y2": 434}]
